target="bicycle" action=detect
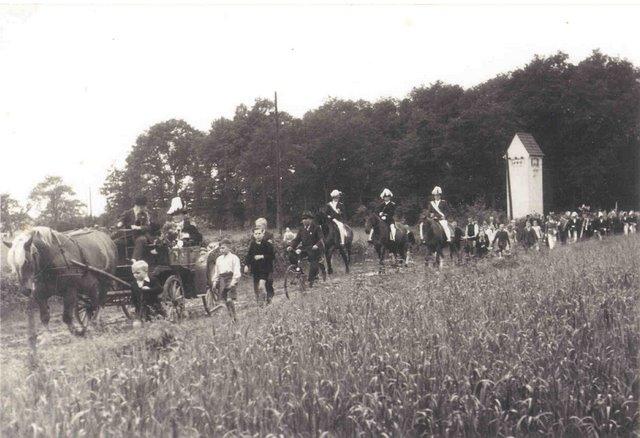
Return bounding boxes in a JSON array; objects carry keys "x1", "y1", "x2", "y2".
[{"x1": 283, "y1": 249, "x2": 326, "y2": 299}]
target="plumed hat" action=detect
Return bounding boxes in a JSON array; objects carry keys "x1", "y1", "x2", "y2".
[
  {"x1": 380, "y1": 188, "x2": 393, "y2": 198},
  {"x1": 330, "y1": 189, "x2": 342, "y2": 198},
  {"x1": 431, "y1": 186, "x2": 442, "y2": 195},
  {"x1": 167, "y1": 197, "x2": 185, "y2": 216}
]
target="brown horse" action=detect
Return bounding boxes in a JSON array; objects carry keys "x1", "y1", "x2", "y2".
[
  {"x1": 315, "y1": 212, "x2": 353, "y2": 274},
  {"x1": 5, "y1": 227, "x2": 116, "y2": 336},
  {"x1": 364, "y1": 213, "x2": 411, "y2": 272},
  {"x1": 420, "y1": 218, "x2": 448, "y2": 268}
]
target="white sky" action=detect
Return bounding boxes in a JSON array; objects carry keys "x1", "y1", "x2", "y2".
[{"x1": 1, "y1": 2, "x2": 639, "y2": 216}]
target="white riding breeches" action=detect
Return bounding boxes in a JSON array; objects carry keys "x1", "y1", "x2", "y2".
[
  {"x1": 333, "y1": 219, "x2": 347, "y2": 245},
  {"x1": 439, "y1": 220, "x2": 451, "y2": 242}
]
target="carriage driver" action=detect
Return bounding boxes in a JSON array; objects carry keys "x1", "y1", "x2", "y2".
[
  {"x1": 322, "y1": 189, "x2": 348, "y2": 247},
  {"x1": 426, "y1": 186, "x2": 452, "y2": 242},
  {"x1": 115, "y1": 195, "x2": 153, "y2": 261},
  {"x1": 369, "y1": 188, "x2": 397, "y2": 242}
]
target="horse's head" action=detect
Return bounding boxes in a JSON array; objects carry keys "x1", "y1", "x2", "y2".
[
  {"x1": 364, "y1": 212, "x2": 379, "y2": 234},
  {"x1": 5, "y1": 231, "x2": 39, "y2": 290}
]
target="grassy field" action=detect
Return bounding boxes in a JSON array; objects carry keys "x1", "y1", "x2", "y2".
[{"x1": 1, "y1": 235, "x2": 638, "y2": 436}]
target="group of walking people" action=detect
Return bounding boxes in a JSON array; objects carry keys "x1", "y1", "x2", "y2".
[{"x1": 117, "y1": 188, "x2": 637, "y2": 323}]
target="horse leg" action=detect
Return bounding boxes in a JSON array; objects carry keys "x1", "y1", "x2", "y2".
[
  {"x1": 326, "y1": 247, "x2": 334, "y2": 275},
  {"x1": 339, "y1": 246, "x2": 349, "y2": 274},
  {"x1": 62, "y1": 288, "x2": 84, "y2": 336}
]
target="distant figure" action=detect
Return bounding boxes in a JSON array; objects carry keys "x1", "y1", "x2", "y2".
[
  {"x1": 464, "y1": 217, "x2": 479, "y2": 258},
  {"x1": 522, "y1": 222, "x2": 539, "y2": 251},
  {"x1": 283, "y1": 227, "x2": 296, "y2": 244},
  {"x1": 476, "y1": 228, "x2": 490, "y2": 257},
  {"x1": 449, "y1": 221, "x2": 464, "y2": 264},
  {"x1": 492, "y1": 224, "x2": 510, "y2": 258}
]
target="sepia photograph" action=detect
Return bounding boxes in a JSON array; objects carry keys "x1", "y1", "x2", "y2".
[{"x1": 1, "y1": 1, "x2": 639, "y2": 436}]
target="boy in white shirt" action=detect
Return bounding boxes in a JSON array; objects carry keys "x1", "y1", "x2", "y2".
[{"x1": 209, "y1": 239, "x2": 242, "y2": 322}]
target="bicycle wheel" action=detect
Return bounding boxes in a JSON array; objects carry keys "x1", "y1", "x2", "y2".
[
  {"x1": 284, "y1": 265, "x2": 305, "y2": 299},
  {"x1": 202, "y1": 288, "x2": 224, "y2": 316},
  {"x1": 163, "y1": 275, "x2": 186, "y2": 321}
]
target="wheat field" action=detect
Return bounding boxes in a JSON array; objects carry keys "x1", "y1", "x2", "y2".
[{"x1": 1, "y1": 236, "x2": 638, "y2": 437}]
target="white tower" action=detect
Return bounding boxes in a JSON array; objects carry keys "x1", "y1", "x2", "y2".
[{"x1": 506, "y1": 132, "x2": 544, "y2": 219}]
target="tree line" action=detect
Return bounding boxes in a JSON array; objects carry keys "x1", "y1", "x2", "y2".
[{"x1": 3, "y1": 50, "x2": 637, "y2": 235}]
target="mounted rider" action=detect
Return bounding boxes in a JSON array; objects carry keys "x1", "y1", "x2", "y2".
[
  {"x1": 322, "y1": 189, "x2": 348, "y2": 247},
  {"x1": 426, "y1": 186, "x2": 453, "y2": 242},
  {"x1": 369, "y1": 188, "x2": 396, "y2": 242}
]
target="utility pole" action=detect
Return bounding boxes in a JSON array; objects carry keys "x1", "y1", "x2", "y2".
[
  {"x1": 274, "y1": 92, "x2": 283, "y2": 234},
  {"x1": 88, "y1": 186, "x2": 93, "y2": 219}
]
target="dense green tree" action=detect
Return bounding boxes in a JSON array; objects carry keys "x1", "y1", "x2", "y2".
[
  {"x1": 29, "y1": 176, "x2": 86, "y2": 229},
  {"x1": 0, "y1": 194, "x2": 31, "y2": 235},
  {"x1": 102, "y1": 51, "x2": 640, "y2": 227}
]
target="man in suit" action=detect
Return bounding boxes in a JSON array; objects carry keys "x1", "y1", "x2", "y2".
[
  {"x1": 426, "y1": 186, "x2": 453, "y2": 242},
  {"x1": 114, "y1": 196, "x2": 154, "y2": 261},
  {"x1": 322, "y1": 189, "x2": 348, "y2": 247},
  {"x1": 287, "y1": 211, "x2": 325, "y2": 287}
]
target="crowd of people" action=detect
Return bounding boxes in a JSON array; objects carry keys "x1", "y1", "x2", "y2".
[
  {"x1": 115, "y1": 190, "x2": 637, "y2": 324},
  {"x1": 444, "y1": 205, "x2": 638, "y2": 263}
]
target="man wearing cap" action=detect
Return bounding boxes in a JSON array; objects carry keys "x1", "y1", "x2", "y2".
[
  {"x1": 370, "y1": 188, "x2": 397, "y2": 242},
  {"x1": 426, "y1": 186, "x2": 452, "y2": 242},
  {"x1": 287, "y1": 211, "x2": 325, "y2": 287},
  {"x1": 167, "y1": 197, "x2": 202, "y2": 247},
  {"x1": 322, "y1": 190, "x2": 348, "y2": 247},
  {"x1": 115, "y1": 195, "x2": 155, "y2": 261}
]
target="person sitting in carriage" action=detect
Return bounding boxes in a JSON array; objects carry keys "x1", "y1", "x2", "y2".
[
  {"x1": 287, "y1": 211, "x2": 325, "y2": 287},
  {"x1": 321, "y1": 189, "x2": 348, "y2": 248},
  {"x1": 114, "y1": 195, "x2": 156, "y2": 262},
  {"x1": 426, "y1": 186, "x2": 453, "y2": 242},
  {"x1": 369, "y1": 188, "x2": 397, "y2": 242},
  {"x1": 166, "y1": 197, "x2": 203, "y2": 248}
]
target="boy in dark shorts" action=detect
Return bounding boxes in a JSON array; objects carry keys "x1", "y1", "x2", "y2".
[
  {"x1": 492, "y1": 224, "x2": 511, "y2": 258},
  {"x1": 244, "y1": 228, "x2": 276, "y2": 305},
  {"x1": 209, "y1": 239, "x2": 242, "y2": 322}
]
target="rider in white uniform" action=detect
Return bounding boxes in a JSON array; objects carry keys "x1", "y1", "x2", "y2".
[
  {"x1": 426, "y1": 186, "x2": 452, "y2": 242},
  {"x1": 324, "y1": 190, "x2": 348, "y2": 246}
]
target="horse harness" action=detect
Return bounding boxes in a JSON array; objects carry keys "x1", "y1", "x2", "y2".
[{"x1": 31, "y1": 232, "x2": 91, "y2": 294}]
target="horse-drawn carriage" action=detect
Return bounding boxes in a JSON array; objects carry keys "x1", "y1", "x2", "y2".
[
  {"x1": 73, "y1": 229, "x2": 220, "y2": 328},
  {"x1": 4, "y1": 226, "x2": 221, "y2": 335}
]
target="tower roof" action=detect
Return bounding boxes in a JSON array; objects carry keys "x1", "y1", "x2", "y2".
[{"x1": 515, "y1": 132, "x2": 544, "y2": 157}]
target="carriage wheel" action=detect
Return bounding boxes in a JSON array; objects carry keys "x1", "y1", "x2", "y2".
[
  {"x1": 201, "y1": 288, "x2": 224, "y2": 316},
  {"x1": 163, "y1": 275, "x2": 186, "y2": 321},
  {"x1": 74, "y1": 296, "x2": 93, "y2": 329},
  {"x1": 284, "y1": 265, "x2": 306, "y2": 299}
]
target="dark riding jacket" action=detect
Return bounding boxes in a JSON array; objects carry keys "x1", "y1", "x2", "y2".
[
  {"x1": 290, "y1": 223, "x2": 325, "y2": 251},
  {"x1": 376, "y1": 201, "x2": 396, "y2": 225},
  {"x1": 118, "y1": 208, "x2": 151, "y2": 229}
]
